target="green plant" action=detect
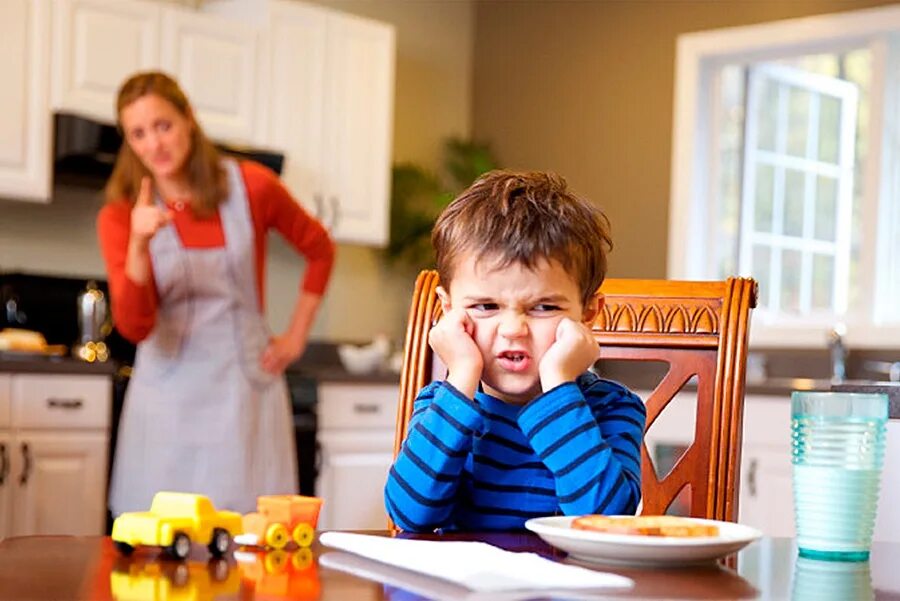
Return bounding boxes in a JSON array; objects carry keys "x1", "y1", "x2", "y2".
[{"x1": 386, "y1": 138, "x2": 498, "y2": 269}]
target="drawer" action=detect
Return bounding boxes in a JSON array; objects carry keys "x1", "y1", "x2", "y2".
[
  {"x1": 0, "y1": 374, "x2": 10, "y2": 427},
  {"x1": 318, "y1": 383, "x2": 398, "y2": 430},
  {"x1": 12, "y1": 374, "x2": 111, "y2": 430}
]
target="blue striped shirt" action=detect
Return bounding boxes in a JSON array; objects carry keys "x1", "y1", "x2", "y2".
[{"x1": 385, "y1": 372, "x2": 645, "y2": 532}]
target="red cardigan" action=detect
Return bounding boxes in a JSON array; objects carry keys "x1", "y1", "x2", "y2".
[{"x1": 97, "y1": 160, "x2": 335, "y2": 343}]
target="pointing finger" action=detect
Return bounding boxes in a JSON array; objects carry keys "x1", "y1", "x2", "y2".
[{"x1": 136, "y1": 177, "x2": 154, "y2": 207}]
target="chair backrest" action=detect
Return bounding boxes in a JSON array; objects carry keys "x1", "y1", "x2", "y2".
[{"x1": 393, "y1": 271, "x2": 758, "y2": 523}]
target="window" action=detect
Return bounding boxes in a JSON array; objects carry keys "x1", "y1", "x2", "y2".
[{"x1": 670, "y1": 7, "x2": 900, "y2": 348}]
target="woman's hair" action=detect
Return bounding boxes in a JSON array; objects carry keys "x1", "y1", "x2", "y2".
[
  {"x1": 104, "y1": 71, "x2": 226, "y2": 216},
  {"x1": 432, "y1": 170, "x2": 613, "y2": 306}
]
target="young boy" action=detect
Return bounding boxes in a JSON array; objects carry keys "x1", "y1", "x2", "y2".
[{"x1": 384, "y1": 170, "x2": 646, "y2": 532}]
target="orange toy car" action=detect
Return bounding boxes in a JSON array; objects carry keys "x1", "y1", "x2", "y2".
[
  {"x1": 235, "y1": 548, "x2": 320, "y2": 599},
  {"x1": 238, "y1": 495, "x2": 323, "y2": 549}
]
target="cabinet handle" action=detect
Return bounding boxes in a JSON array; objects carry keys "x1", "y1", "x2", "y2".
[
  {"x1": 20, "y1": 442, "x2": 31, "y2": 486},
  {"x1": 329, "y1": 196, "x2": 341, "y2": 231},
  {"x1": 352, "y1": 403, "x2": 380, "y2": 415},
  {"x1": 747, "y1": 458, "x2": 757, "y2": 497},
  {"x1": 47, "y1": 398, "x2": 83, "y2": 410},
  {"x1": 0, "y1": 443, "x2": 8, "y2": 486},
  {"x1": 313, "y1": 194, "x2": 324, "y2": 219}
]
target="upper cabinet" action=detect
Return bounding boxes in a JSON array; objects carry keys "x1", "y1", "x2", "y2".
[
  {"x1": 50, "y1": 0, "x2": 161, "y2": 123},
  {"x1": 266, "y1": 0, "x2": 395, "y2": 246},
  {"x1": 0, "y1": 0, "x2": 51, "y2": 202},
  {"x1": 1, "y1": 0, "x2": 396, "y2": 244},
  {"x1": 160, "y1": 8, "x2": 267, "y2": 145}
]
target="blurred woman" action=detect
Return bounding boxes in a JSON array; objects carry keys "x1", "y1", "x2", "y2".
[{"x1": 98, "y1": 71, "x2": 335, "y2": 514}]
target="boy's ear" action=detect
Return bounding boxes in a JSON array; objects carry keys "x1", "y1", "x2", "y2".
[
  {"x1": 436, "y1": 286, "x2": 452, "y2": 313},
  {"x1": 581, "y1": 292, "x2": 604, "y2": 324}
]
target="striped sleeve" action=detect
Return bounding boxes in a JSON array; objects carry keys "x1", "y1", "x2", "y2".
[
  {"x1": 516, "y1": 377, "x2": 645, "y2": 516},
  {"x1": 384, "y1": 381, "x2": 484, "y2": 532}
]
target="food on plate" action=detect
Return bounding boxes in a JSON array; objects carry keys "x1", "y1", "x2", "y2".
[
  {"x1": 571, "y1": 514, "x2": 720, "y2": 537},
  {"x1": 0, "y1": 328, "x2": 47, "y2": 352}
]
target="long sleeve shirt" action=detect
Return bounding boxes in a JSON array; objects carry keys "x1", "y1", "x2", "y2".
[
  {"x1": 385, "y1": 372, "x2": 646, "y2": 532},
  {"x1": 96, "y1": 160, "x2": 335, "y2": 343}
]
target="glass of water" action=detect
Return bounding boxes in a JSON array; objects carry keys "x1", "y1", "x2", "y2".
[{"x1": 792, "y1": 391, "x2": 889, "y2": 561}]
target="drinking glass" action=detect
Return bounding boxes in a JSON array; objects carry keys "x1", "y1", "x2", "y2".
[{"x1": 791, "y1": 391, "x2": 888, "y2": 561}]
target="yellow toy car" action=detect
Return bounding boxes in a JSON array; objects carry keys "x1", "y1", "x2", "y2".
[
  {"x1": 110, "y1": 557, "x2": 240, "y2": 601},
  {"x1": 112, "y1": 492, "x2": 243, "y2": 560}
]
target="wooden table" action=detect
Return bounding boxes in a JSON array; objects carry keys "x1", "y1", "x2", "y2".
[{"x1": 1, "y1": 532, "x2": 899, "y2": 600}]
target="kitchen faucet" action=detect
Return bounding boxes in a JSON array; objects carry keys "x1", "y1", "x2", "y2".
[{"x1": 829, "y1": 324, "x2": 847, "y2": 384}]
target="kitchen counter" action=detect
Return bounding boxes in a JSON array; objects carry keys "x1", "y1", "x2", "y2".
[{"x1": 0, "y1": 353, "x2": 118, "y2": 375}]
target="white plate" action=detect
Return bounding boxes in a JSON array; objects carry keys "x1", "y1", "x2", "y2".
[{"x1": 525, "y1": 516, "x2": 762, "y2": 567}]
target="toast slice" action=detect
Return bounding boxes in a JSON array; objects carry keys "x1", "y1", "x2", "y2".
[{"x1": 571, "y1": 515, "x2": 719, "y2": 537}]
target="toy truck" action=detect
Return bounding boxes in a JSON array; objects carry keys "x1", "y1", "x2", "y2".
[
  {"x1": 237, "y1": 495, "x2": 323, "y2": 549},
  {"x1": 112, "y1": 492, "x2": 244, "y2": 560}
]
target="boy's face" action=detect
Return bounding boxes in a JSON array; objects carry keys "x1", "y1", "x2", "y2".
[{"x1": 438, "y1": 252, "x2": 601, "y2": 405}]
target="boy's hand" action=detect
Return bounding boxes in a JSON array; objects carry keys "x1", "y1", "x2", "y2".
[
  {"x1": 539, "y1": 318, "x2": 599, "y2": 391},
  {"x1": 429, "y1": 309, "x2": 483, "y2": 399}
]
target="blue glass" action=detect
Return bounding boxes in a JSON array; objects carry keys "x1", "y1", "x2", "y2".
[{"x1": 791, "y1": 391, "x2": 888, "y2": 561}]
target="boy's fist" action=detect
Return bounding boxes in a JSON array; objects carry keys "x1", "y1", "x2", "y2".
[
  {"x1": 429, "y1": 309, "x2": 483, "y2": 399},
  {"x1": 539, "y1": 318, "x2": 600, "y2": 391}
]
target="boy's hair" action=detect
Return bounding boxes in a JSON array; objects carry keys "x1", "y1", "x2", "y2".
[{"x1": 432, "y1": 170, "x2": 613, "y2": 306}]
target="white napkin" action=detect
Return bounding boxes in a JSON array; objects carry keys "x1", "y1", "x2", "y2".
[{"x1": 318, "y1": 531, "x2": 633, "y2": 594}]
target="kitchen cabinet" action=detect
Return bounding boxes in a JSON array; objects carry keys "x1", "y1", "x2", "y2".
[
  {"x1": 0, "y1": 0, "x2": 52, "y2": 202},
  {"x1": 0, "y1": 373, "x2": 111, "y2": 539},
  {"x1": 315, "y1": 382, "x2": 397, "y2": 530},
  {"x1": 50, "y1": 0, "x2": 161, "y2": 123},
  {"x1": 266, "y1": 0, "x2": 395, "y2": 246},
  {"x1": 160, "y1": 7, "x2": 267, "y2": 145}
]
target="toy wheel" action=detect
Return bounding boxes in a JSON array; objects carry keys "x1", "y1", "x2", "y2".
[
  {"x1": 207, "y1": 528, "x2": 231, "y2": 557},
  {"x1": 291, "y1": 547, "x2": 313, "y2": 570},
  {"x1": 265, "y1": 523, "x2": 289, "y2": 549},
  {"x1": 167, "y1": 532, "x2": 191, "y2": 560},
  {"x1": 113, "y1": 541, "x2": 134, "y2": 556},
  {"x1": 292, "y1": 523, "x2": 315, "y2": 547}
]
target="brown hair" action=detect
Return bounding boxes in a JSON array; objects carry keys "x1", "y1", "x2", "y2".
[
  {"x1": 104, "y1": 71, "x2": 226, "y2": 216},
  {"x1": 432, "y1": 170, "x2": 613, "y2": 306}
]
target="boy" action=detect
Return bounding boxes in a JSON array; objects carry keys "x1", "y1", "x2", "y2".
[{"x1": 385, "y1": 170, "x2": 646, "y2": 532}]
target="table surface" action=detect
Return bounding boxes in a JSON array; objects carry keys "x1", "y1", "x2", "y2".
[{"x1": 0, "y1": 532, "x2": 898, "y2": 600}]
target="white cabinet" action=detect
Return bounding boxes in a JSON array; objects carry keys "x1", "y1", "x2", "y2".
[
  {"x1": 160, "y1": 8, "x2": 267, "y2": 144},
  {"x1": 738, "y1": 396, "x2": 794, "y2": 538},
  {"x1": 0, "y1": 373, "x2": 111, "y2": 539},
  {"x1": 315, "y1": 382, "x2": 397, "y2": 530},
  {"x1": 50, "y1": 0, "x2": 161, "y2": 123},
  {"x1": 266, "y1": 1, "x2": 395, "y2": 246},
  {"x1": 0, "y1": 0, "x2": 52, "y2": 202}
]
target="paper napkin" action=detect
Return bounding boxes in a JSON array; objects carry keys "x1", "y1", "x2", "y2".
[{"x1": 318, "y1": 531, "x2": 633, "y2": 594}]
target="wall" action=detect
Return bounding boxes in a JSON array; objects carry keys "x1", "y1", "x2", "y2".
[
  {"x1": 0, "y1": 0, "x2": 475, "y2": 345},
  {"x1": 472, "y1": 0, "x2": 899, "y2": 280}
]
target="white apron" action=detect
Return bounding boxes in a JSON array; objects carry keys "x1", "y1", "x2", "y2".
[{"x1": 109, "y1": 159, "x2": 298, "y2": 515}]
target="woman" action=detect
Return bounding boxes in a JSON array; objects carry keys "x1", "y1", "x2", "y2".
[{"x1": 98, "y1": 71, "x2": 335, "y2": 514}]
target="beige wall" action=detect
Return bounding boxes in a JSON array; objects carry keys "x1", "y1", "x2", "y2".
[
  {"x1": 0, "y1": 0, "x2": 475, "y2": 346},
  {"x1": 472, "y1": 0, "x2": 899, "y2": 280}
]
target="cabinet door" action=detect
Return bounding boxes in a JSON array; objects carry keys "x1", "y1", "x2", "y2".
[
  {"x1": 10, "y1": 432, "x2": 108, "y2": 536},
  {"x1": 50, "y1": 0, "x2": 161, "y2": 123},
  {"x1": 321, "y1": 13, "x2": 395, "y2": 245},
  {"x1": 161, "y1": 8, "x2": 266, "y2": 145},
  {"x1": 739, "y1": 445, "x2": 795, "y2": 537},
  {"x1": 316, "y1": 429, "x2": 394, "y2": 530},
  {"x1": 0, "y1": 0, "x2": 51, "y2": 202},
  {"x1": 874, "y1": 421, "x2": 900, "y2": 542},
  {"x1": 265, "y1": 0, "x2": 327, "y2": 218},
  {"x1": 0, "y1": 431, "x2": 11, "y2": 538}
]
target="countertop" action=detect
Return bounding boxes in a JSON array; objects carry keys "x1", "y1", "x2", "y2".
[{"x1": 0, "y1": 352, "x2": 118, "y2": 376}]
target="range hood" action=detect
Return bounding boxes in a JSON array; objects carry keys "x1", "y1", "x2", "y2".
[{"x1": 53, "y1": 113, "x2": 285, "y2": 188}]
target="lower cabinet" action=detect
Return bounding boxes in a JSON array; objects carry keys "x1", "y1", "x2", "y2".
[
  {"x1": 0, "y1": 373, "x2": 111, "y2": 539},
  {"x1": 315, "y1": 382, "x2": 397, "y2": 530}
]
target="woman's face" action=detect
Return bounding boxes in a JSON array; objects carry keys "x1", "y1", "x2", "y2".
[{"x1": 120, "y1": 93, "x2": 194, "y2": 182}]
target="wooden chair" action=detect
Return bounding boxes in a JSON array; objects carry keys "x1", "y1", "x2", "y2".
[{"x1": 392, "y1": 271, "x2": 758, "y2": 524}]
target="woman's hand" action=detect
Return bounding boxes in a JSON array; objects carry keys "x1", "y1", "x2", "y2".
[
  {"x1": 261, "y1": 333, "x2": 305, "y2": 375},
  {"x1": 539, "y1": 317, "x2": 600, "y2": 391},
  {"x1": 130, "y1": 177, "x2": 172, "y2": 246},
  {"x1": 429, "y1": 309, "x2": 483, "y2": 399}
]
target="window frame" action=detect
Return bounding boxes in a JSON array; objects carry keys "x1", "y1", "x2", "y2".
[{"x1": 669, "y1": 5, "x2": 900, "y2": 348}]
